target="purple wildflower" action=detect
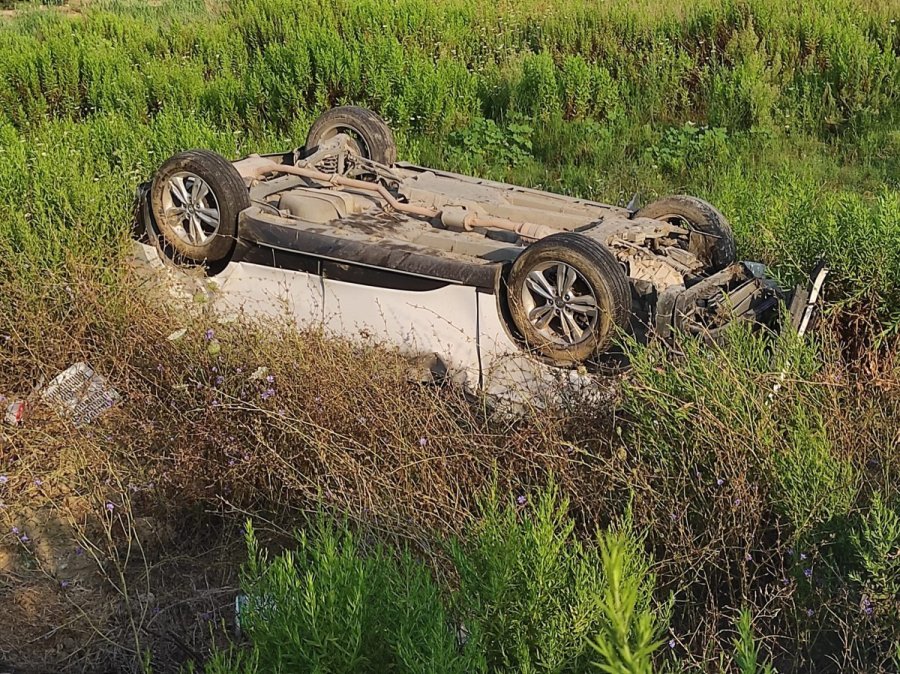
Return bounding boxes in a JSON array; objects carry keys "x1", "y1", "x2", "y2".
[
  {"x1": 800, "y1": 552, "x2": 807, "y2": 560},
  {"x1": 11, "y1": 526, "x2": 18, "y2": 534},
  {"x1": 204, "y1": 329, "x2": 215, "y2": 341},
  {"x1": 60, "y1": 580, "x2": 70, "y2": 589},
  {"x1": 862, "y1": 596, "x2": 874, "y2": 615},
  {"x1": 734, "y1": 498, "x2": 742, "y2": 506},
  {"x1": 260, "y1": 388, "x2": 275, "y2": 400},
  {"x1": 804, "y1": 568, "x2": 812, "y2": 578},
  {"x1": 716, "y1": 478, "x2": 724, "y2": 486},
  {"x1": 806, "y1": 608, "x2": 814, "y2": 617},
  {"x1": 517, "y1": 495, "x2": 527, "y2": 506},
  {"x1": 0, "y1": 475, "x2": 7, "y2": 484},
  {"x1": 266, "y1": 374, "x2": 275, "y2": 383},
  {"x1": 20, "y1": 534, "x2": 28, "y2": 542},
  {"x1": 215, "y1": 376, "x2": 224, "y2": 386},
  {"x1": 75, "y1": 546, "x2": 84, "y2": 556},
  {"x1": 105, "y1": 502, "x2": 115, "y2": 512},
  {"x1": 418, "y1": 437, "x2": 427, "y2": 447},
  {"x1": 34, "y1": 478, "x2": 42, "y2": 487},
  {"x1": 668, "y1": 639, "x2": 676, "y2": 649}
]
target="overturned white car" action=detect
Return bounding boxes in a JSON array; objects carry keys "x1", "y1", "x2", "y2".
[{"x1": 135, "y1": 106, "x2": 801, "y2": 387}]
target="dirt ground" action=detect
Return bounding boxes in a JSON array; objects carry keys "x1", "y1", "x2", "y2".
[{"x1": 0, "y1": 428, "x2": 250, "y2": 673}]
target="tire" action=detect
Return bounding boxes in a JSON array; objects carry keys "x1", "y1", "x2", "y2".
[
  {"x1": 634, "y1": 195, "x2": 736, "y2": 271},
  {"x1": 149, "y1": 149, "x2": 249, "y2": 267},
  {"x1": 507, "y1": 233, "x2": 632, "y2": 365},
  {"x1": 304, "y1": 106, "x2": 397, "y2": 166}
]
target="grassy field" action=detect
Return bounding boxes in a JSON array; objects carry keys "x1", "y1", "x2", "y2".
[{"x1": 0, "y1": 0, "x2": 898, "y2": 671}]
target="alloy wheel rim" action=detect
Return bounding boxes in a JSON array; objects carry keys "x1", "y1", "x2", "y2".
[
  {"x1": 520, "y1": 261, "x2": 599, "y2": 346},
  {"x1": 161, "y1": 171, "x2": 221, "y2": 245}
]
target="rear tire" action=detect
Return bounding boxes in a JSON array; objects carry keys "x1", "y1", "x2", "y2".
[
  {"x1": 507, "y1": 233, "x2": 632, "y2": 365},
  {"x1": 305, "y1": 106, "x2": 397, "y2": 166},
  {"x1": 149, "y1": 150, "x2": 249, "y2": 267},
  {"x1": 635, "y1": 195, "x2": 736, "y2": 271}
]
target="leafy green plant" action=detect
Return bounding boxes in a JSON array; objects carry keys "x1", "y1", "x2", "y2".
[
  {"x1": 450, "y1": 484, "x2": 646, "y2": 673},
  {"x1": 836, "y1": 492, "x2": 900, "y2": 667},
  {"x1": 646, "y1": 123, "x2": 730, "y2": 175},
  {"x1": 447, "y1": 116, "x2": 534, "y2": 169},
  {"x1": 706, "y1": 19, "x2": 780, "y2": 132},
  {"x1": 588, "y1": 531, "x2": 665, "y2": 674},
  {"x1": 235, "y1": 519, "x2": 479, "y2": 673},
  {"x1": 731, "y1": 608, "x2": 775, "y2": 674},
  {"x1": 850, "y1": 492, "x2": 900, "y2": 602},
  {"x1": 213, "y1": 488, "x2": 665, "y2": 673}
]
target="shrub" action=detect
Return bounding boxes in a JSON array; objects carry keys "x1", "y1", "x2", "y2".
[
  {"x1": 209, "y1": 488, "x2": 664, "y2": 673},
  {"x1": 231, "y1": 520, "x2": 477, "y2": 673}
]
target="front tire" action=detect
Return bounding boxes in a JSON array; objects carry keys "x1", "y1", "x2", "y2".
[
  {"x1": 635, "y1": 195, "x2": 736, "y2": 271},
  {"x1": 149, "y1": 150, "x2": 250, "y2": 267},
  {"x1": 507, "y1": 233, "x2": 632, "y2": 365}
]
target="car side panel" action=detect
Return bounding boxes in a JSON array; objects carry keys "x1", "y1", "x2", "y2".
[
  {"x1": 322, "y1": 276, "x2": 482, "y2": 384},
  {"x1": 213, "y1": 261, "x2": 325, "y2": 327}
]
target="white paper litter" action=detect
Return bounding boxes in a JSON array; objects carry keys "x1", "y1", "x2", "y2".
[{"x1": 40, "y1": 362, "x2": 120, "y2": 426}]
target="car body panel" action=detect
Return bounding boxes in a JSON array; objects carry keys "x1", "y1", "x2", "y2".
[{"x1": 132, "y1": 240, "x2": 532, "y2": 390}]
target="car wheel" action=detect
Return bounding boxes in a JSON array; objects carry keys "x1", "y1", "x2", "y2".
[
  {"x1": 149, "y1": 149, "x2": 250, "y2": 267},
  {"x1": 635, "y1": 195, "x2": 736, "y2": 271},
  {"x1": 304, "y1": 106, "x2": 397, "y2": 166},
  {"x1": 507, "y1": 233, "x2": 632, "y2": 365}
]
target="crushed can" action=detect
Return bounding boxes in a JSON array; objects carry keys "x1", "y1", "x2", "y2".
[{"x1": 4, "y1": 400, "x2": 26, "y2": 426}]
